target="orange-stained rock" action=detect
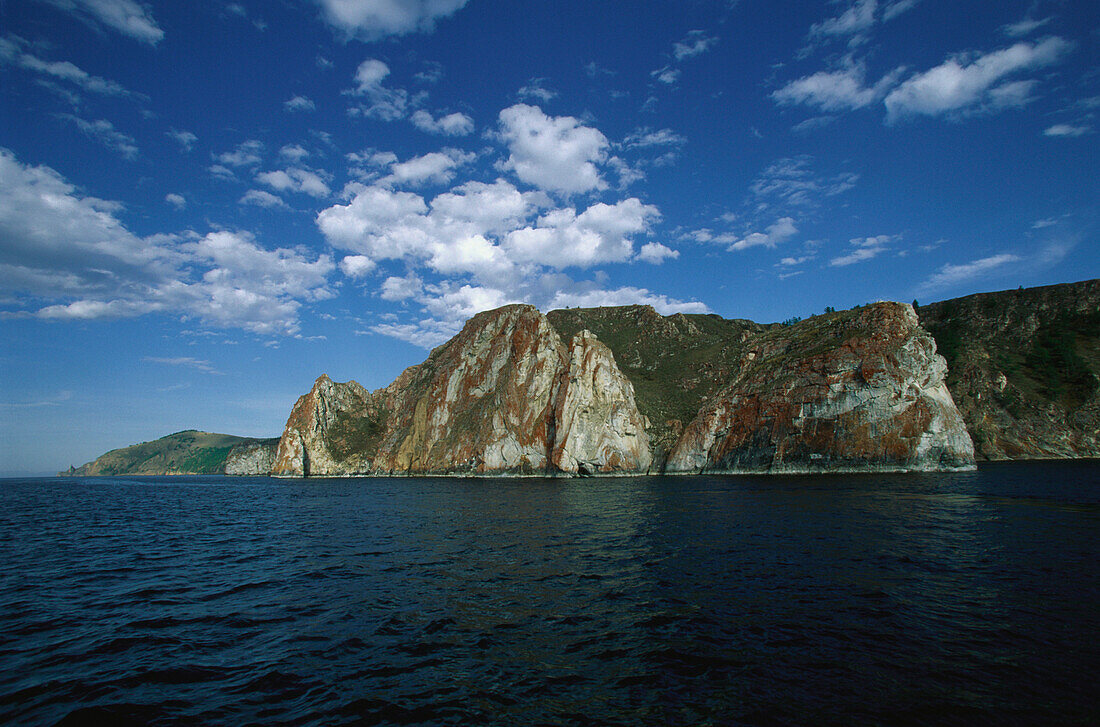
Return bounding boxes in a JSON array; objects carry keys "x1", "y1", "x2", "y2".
[{"x1": 665, "y1": 303, "x2": 975, "y2": 473}]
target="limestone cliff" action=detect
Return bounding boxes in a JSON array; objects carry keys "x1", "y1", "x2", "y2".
[
  {"x1": 918, "y1": 279, "x2": 1099, "y2": 459},
  {"x1": 664, "y1": 303, "x2": 974, "y2": 473}
]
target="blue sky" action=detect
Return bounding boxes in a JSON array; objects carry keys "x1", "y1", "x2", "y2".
[{"x1": 1, "y1": 0, "x2": 1098, "y2": 473}]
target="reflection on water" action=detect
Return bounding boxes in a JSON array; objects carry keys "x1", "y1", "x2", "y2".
[{"x1": 1, "y1": 462, "x2": 1098, "y2": 725}]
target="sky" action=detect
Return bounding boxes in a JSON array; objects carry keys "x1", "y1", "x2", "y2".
[{"x1": 1, "y1": 0, "x2": 1098, "y2": 474}]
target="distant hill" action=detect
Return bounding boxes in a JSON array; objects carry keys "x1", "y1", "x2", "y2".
[{"x1": 61, "y1": 430, "x2": 279, "y2": 476}]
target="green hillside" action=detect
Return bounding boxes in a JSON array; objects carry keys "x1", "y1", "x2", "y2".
[{"x1": 62, "y1": 430, "x2": 278, "y2": 476}]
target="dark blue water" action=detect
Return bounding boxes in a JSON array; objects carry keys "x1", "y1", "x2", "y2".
[{"x1": 2, "y1": 462, "x2": 1099, "y2": 726}]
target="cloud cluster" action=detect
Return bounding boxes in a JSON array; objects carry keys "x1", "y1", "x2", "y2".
[
  {"x1": 778, "y1": 32, "x2": 1075, "y2": 123},
  {"x1": 829, "y1": 234, "x2": 896, "y2": 266},
  {"x1": 313, "y1": 104, "x2": 702, "y2": 347},
  {"x1": 0, "y1": 149, "x2": 334, "y2": 335}
]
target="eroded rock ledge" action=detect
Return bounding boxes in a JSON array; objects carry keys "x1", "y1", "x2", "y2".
[{"x1": 273, "y1": 302, "x2": 973, "y2": 476}]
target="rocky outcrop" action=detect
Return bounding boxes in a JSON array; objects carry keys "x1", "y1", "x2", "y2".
[
  {"x1": 225, "y1": 440, "x2": 279, "y2": 475},
  {"x1": 271, "y1": 375, "x2": 378, "y2": 476},
  {"x1": 275, "y1": 302, "x2": 973, "y2": 476},
  {"x1": 550, "y1": 331, "x2": 652, "y2": 474},
  {"x1": 664, "y1": 303, "x2": 974, "y2": 473},
  {"x1": 272, "y1": 305, "x2": 652, "y2": 476},
  {"x1": 919, "y1": 279, "x2": 1100, "y2": 459}
]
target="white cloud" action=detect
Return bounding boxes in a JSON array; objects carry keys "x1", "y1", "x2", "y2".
[
  {"x1": 882, "y1": 0, "x2": 920, "y2": 21},
  {"x1": 0, "y1": 149, "x2": 333, "y2": 335},
  {"x1": 215, "y1": 139, "x2": 264, "y2": 167},
  {"x1": 380, "y1": 149, "x2": 476, "y2": 187},
  {"x1": 347, "y1": 58, "x2": 408, "y2": 121},
  {"x1": 167, "y1": 128, "x2": 197, "y2": 152},
  {"x1": 256, "y1": 167, "x2": 331, "y2": 197},
  {"x1": 1003, "y1": 17, "x2": 1053, "y2": 38},
  {"x1": 637, "y1": 241, "x2": 678, "y2": 264},
  {"x1": 505, "y1": 199, "x2": 660, "y2": 269},
  {"x1": 1043, "y1": 123, "x2": 1091, "y2": 137},
  {"x1": 60, "y1": 115, "x2": 138, "y2": 159},
  {"x1": 239, "y1": 189, "x2": 288, "y2": 208},
  {"x1": 279, "y1": 144, "x2": 310, "y2": 163},
  {"x1": 165, "y1": 193, "x2": 185, "y2": 210},
  {"x1": 918, "y1": 253, "x2": 1021, "y2": 292},
  {"x1": 727, "y1": 217, "x2": 798, "y2": 251},
  {"x1": 316, "y1": 0, "x2": 469, "y2": 41},
  {"x1": 0, "y1": 41, "x2": 135, "y2": 97},
  {"x1": 284, "y1": 95, "x2": 316, "y2": 112},
  {"x1": 884, "y1": 37, "x2": 1074, "y2": 122},
  {"x1": 673, "y1": 30, "x2": 718, "y2": 60},
  {"x1": 651, "y1": 66, "x2": 680, "y2": 85},
  {"x1": 410, "y1": 109, "x2": 475, "y2": 136},
  {"x1": 38, "y1": 0, "x2": 164, "y2": 44},
  {"x1": 339, "y1": 255, "x2": 376, "y2": 278},
  {"x1": 380, "y1": 273, "x2": 422, "y2": 301},
  {"x1": 517, "y1": 79, "x2": 557, "y2": 103},
  {"x1": 810, "y1": 0, "x2": 877, "y2": 39},
  {"x1": 773, "y1": 62, "x2": 903, "y2": 111},
  {"x1": 623, "y1": 127, "x2": 686, "y2": 149},
  {"x1": 498, "y1": 104, "x2": 609, "y2": 195},
  {"x1": 829, "y1": 234, "x2": 895, "y2": 266}
]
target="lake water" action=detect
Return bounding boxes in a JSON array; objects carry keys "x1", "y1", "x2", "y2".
[{"x1": 2, "y1": 462, "x2": 1098, "y2": 725}]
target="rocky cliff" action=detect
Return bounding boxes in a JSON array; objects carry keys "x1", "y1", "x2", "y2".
[
  {"x1": 275, "y1": 302, "x2": 972, "y2": 476},
  {"x1": 918, "y1": 279, "x2": 1100, "y2": 459},
  {"x1": 664, "y1": 303, "x2": 973, "y2": 473},
  {"x1": 272, "y1": 305, "x2": 651, "y2": 476}
]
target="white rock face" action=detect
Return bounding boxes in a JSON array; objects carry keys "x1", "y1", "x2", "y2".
[
  {"x1": 551, "y1": 331, "x2": 652, "y2": 474},
  {"x1": 224, "y1": 441, "x2": 278, "y2": 475}
]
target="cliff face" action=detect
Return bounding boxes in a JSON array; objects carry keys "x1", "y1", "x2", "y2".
[
  {"x1": 224, "y1": 440, "x2": 279, "y2": 475},
  {"x1": 919, "y1": 279, "x2": 1100, "y2": 459},
  {"x1": 276, "y1": 302, "x2": 971, "y2": 476},
  {"x1": 664, "y1": 303, "x2": 973, "y2": 473},
  {"x1": 273, "y1": 305, "x2": 652, "y2": 476}
]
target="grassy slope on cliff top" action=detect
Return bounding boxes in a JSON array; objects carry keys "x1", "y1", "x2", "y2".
[{"x1": 68, "y1": 431, "x2": 279, "y2": 475}]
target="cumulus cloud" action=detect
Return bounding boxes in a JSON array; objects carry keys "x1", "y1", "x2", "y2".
[
  {"x1": 498, "y1": 104, "x2": 609, "y2": 195},
  {"x1": 240, "y1": 189, "x2": 287, "y2": 208},
  {"x1": 215, "y1": 139, "x2": 264, "y2": 167},
  {"x1": 884, "y1": 37, "x2": 1074, "y2": 122},
  {"x1": 637, "y1": 241, "x2": 678, "y2": 264},
  {"x1": 380, "y1": 149, "x2": 476, "y2": 187},
  {"x1": 651, "y1": 66, "x2": 680, "y2": 85},
  {"x1": 504, "y1": 199, "x2": 661, "y2": 268},
  {"x1": 255, "y1": 167, "x2": 332, "y2": 197},
  {"x1": 37, "y1": 0, "x2": 164, "y2": 44},
  {"x1": 546, "y1": 286, "x2": 708, "y2": 315},
  {"x1": 339, "y1": 254, "x2": 376, "y2": 278},
  {"x1": 410, "y1": 109, "x2": 475, "y2": 136},
  {"x1": 165, "y1": 193, "x2": 185, "y2": 210},
  {"x1": 347, "y1": 58, "x2": 408, "y2": 121},
  {"x1": 727, "y1": 217, "x2": 798, "y2": 251},
  {"x1": 829, "y1": 234, "x2": 896, "y2": 266},
  {"x1": 918, "y1": 253, "x2": 1021, "y2": 292},
  {"x1": 316, "y1": 0, "x2": 469, "y2": 41},
  {"x1": 0, "y1": 149, "x2": 333, "y2": 335},
  {"x1": 284, "y1": 95, "x2": 315, "y2": 112}
]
